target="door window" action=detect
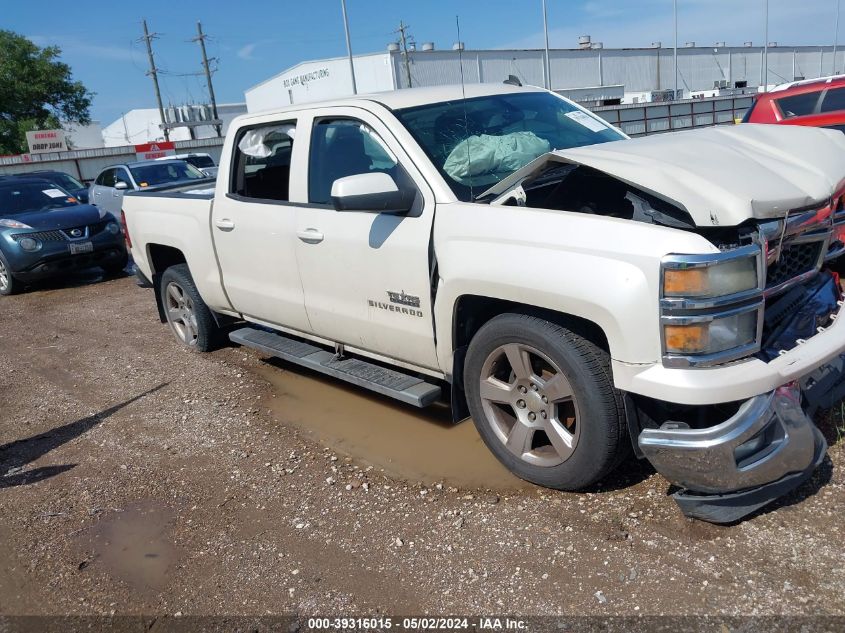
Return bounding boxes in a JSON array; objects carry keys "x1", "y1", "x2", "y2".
[
  {"x1": 821, "y1": 87, "x2": 845, "y2": 113},
  {"x1": 776, "y1": 91, "x2": 821, "y2": 118},
  {"x1": 97, "y1": 169, "x2": 116, "y2": 187},
  {"x1": 231, "y1": 122, "x2": 296, "y2": 201},
  {"x1": 114, "y1": 168, "x2": 132, "y2": 188},
  {"x1": 308, "y1": 119, "x2": 403, "y2": 204}
]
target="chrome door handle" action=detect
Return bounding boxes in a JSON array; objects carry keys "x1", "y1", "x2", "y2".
[
  {"x1": 215, "y1": 218, "x2": 235, "y2": 231},
  {"x1": 296, "y1": 228, "x2": 324, "y2": 244}
]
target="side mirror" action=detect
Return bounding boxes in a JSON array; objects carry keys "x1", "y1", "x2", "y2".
[
  {"x1": 114, "y1": 181, "x2": 129, "y2": 191},
  {"x1": 330, "y1": 172, "x2": 414, "y2": 214}
]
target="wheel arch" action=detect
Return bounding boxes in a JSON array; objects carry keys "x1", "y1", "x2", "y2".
[
  {"x1": 147, "y1": 244, "x2": 188, "y2": 323},
  {"x1": 447, "y1": 294, "x2": 611, "y2": 422}
]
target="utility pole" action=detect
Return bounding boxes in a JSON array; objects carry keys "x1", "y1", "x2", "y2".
[
  {"x1": 763, "y1": 0, "x2": 769, "y2": 90},
  {"x1": 193, "y1": 22, "x2": 221, "y2": 137},
  {"x1": 141, "y1": 19, "x2": 169, "y2": 141},
  {"x1": 542, "y1": 0, "x2": 552, "y2": 90},
  {"x1": 673, "y1": 0, "x2": 679, "y2": 99},
  {"x1": 340, "y1": 0, "x2": 357, "y2": 94},
  {"x1": 835, "y1": 0, "x2": 841, "y2": 74},
  {"x1": 397, "y1": 21, "x2": 413, "y2": 88}
]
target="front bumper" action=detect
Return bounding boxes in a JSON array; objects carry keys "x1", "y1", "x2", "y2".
[
  {"x1": 11, "y1": 242, "x2": 126, "y2": 281},
  {"x1": 638, "y1": 382, "x2": 828, "y2": 523}
]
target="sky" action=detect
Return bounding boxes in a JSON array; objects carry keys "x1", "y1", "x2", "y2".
[{"x1": 7, "y1": 0, "x2": 845, "y2": 127}]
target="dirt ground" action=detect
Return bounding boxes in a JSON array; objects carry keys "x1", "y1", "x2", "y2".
[{"x1": 1, "y1": 273, "x2": 844, "y2": 625}]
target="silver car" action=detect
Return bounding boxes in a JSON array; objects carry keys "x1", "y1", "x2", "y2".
[
  {"x1": 89, "y1": 160, "x2": 209, "y2": 216},
  {"x1": 157, "y1": 152, "x2": 218, "y2": 178}
]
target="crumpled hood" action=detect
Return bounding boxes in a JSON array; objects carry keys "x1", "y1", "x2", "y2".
[
  {"x1": 489, "y1": 124, "x2": 845, "y2": 227},
  {"x1": 8, "y1": 204, "x2": 109, "y2": 230}
]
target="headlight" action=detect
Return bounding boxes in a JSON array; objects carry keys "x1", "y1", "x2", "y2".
[
  {"x1": 663, "y1": 255, "x2": 759, "y2": 298},
  {"x1": 17, "y1": 237, "x2": 41, "y2": 252},
  {"x1": 661, "y1": 246, "x2": 764, "y2": 367},
  {"x1": 664, "y1": 307, "x2": 760, "y2": 356},
  {"x1": 0, "y1": 218, "x2": 32, "y2": 229},
  {"x1": 106, "y1": 221, "x2": 120, "y2": 235}
]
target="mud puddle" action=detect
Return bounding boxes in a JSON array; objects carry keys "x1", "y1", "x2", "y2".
[
  {"x1": 77, "y1": 501, "x2": 180, "y2": 592},
  {"x1": 258, "y1": 359, "x2": 531, "y2": 490}
]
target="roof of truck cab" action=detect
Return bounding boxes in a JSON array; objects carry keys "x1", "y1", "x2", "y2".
[{"x1": 241, "y1": 83, "x2": 545, "y2": 120}]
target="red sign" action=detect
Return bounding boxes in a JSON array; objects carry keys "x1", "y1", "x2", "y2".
[{"x1": 134, "y1": 141, "x2": 176, "y2": 161}]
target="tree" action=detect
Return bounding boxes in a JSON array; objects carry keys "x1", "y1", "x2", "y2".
[{"x1": 0, "y1": 31, "x2": 93, "y2": 154}]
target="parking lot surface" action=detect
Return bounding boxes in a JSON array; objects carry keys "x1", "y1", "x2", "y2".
[{"x1": 1, "y1": 274, "x2": 844, "y2": 618}]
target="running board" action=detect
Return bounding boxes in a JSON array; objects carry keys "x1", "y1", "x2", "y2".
[{"x1": 229, "y1": 327, "x2": 441, "y2": 408}]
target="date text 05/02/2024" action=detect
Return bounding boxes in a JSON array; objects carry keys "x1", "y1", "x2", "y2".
[{"x1": 305, "y1": 617, "x2": 527, "y2": 630}]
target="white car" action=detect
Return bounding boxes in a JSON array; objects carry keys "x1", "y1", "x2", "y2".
[
  {"x1": 89, "y1": 159, "x2": 209, "y2": 216},
  {"x1": 156, "y1": 152, "x2": 218, "y2": 178},
  {"x1": 122, "y1": 83, "x2": 845, "y2": 522}
]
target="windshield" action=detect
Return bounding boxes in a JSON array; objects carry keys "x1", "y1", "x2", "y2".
[
  {"x1": 128, "y1": 160, "x2": 206, "y2": 187},
  {"x1": 394, "y1": 91, "x2": 625, "y2": 201},
  {"x1": 184, "y1": 155, "x2": 215, "y2": 168},
  {"x1": 0, "y1": 183, "x2": 78, "y2": 215},
  {"x1": 50, "y1": 173, "x2": 85, "y2": 191}
]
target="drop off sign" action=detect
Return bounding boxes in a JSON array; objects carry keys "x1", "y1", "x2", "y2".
[{"x1": 26, "y1": 129, "x2": 68, "y2": 154}]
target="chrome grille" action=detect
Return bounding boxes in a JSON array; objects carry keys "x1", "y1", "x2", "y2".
[{"x1": 766, "y1": 242, "x2": 824, "y2": 289}]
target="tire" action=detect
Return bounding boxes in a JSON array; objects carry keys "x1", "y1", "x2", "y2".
[
  {"x1": 159, "y1": 263, "x2": 220, "y2": 352},
  {"x1": 464, "y1": 313, "x2": 626, "y2": 491},
  {"x1": 0, "y1": 251, "x2": 21, "y2": 296}
]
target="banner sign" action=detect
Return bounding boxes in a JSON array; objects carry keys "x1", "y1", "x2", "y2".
[
  {"x1": 26, "y1": 129, "x2": 68, "y2": 154},
  {"x1": 135, "y1": 141, "x2": 176, "y2": 161}
]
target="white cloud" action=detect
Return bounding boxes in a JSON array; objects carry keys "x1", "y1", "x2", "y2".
[
  {"x1": 28, "y1": 35, "x2": 136, "y2": 62},
  {"x1": 237, "y1": 43, "x2": 258, "y2": 60}
]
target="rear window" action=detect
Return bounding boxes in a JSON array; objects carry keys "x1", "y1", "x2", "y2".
[
  {"x1": 821, "y1": 87, "x2": 845, "y2": 113},
  {"x1": 185, "y1": 155, "x2": 215, "y2": 168},
  {"x1": 776, "y1": 92, "x2": 821, "y2": 118}
]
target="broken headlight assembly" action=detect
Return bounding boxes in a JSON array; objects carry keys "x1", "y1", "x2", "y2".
[{"x1": 660, "y1": 245, "x2": 765, "y2": 367}]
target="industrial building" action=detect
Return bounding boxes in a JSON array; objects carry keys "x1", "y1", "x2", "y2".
[
  {"x1": 245, "y1": 39, "x2": 845, "y2": 111},
  {"x1": 101, "y1": 102, "x2": 247, "y2": 147}
]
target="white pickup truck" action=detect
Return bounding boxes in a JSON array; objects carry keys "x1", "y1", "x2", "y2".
[{"x1": 123, "y1": 83, "x2": 845, "y2": 523}]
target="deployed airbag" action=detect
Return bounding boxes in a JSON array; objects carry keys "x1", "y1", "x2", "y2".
[{"x1": 443, "y1": 131, "x2": 549, "y2": 184}]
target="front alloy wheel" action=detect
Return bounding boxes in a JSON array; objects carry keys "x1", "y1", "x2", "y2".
[
  {"x1": 479, "y1": 343, "x2": 580, "y2": 467},
  {"x1": 464, "y1": 313, "x2": 627, "y2": 491},
  {"x1": 0, "y1": 255, "x2": 19, "y2": 296}
]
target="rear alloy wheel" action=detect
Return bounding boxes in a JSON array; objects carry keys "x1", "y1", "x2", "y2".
[
  {"x1": 159, "y1": 264, "x2": 220, "y2": 351},
  {"x1": 0, "y1": 254, "x2": 20, "y2": 296},
  {"x1": 165, "y1": 281, "x2": 199, "y2": 346},
  {"x1": 464, "y1": 313, "x2": 627, "y2": 491}
]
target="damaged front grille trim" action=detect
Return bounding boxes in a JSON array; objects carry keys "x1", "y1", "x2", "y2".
[{"x1": 760, "y1": 205, "x2": 833, "y2": 298}]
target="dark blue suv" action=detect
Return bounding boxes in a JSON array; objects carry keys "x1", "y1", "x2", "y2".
[{"x1": 0, "y1": 178, "x2": 127, "y2": 295}]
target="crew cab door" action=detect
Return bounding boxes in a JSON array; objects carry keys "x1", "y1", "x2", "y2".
[
  {"x1": 292, "y1": 108, "x2": 438, "y2": 370},
  {"x1": 210, "y1": 119, "x2": 311, "y2": 332}
]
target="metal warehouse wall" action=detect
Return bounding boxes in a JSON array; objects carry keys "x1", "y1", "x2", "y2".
[{"x1": 394, "y1": 46, "x2": 845, "y2": 93}]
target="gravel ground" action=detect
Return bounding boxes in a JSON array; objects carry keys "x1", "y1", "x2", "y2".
[{"x1": 1, "y1": 274, "x2": 844, "y2": 623}]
